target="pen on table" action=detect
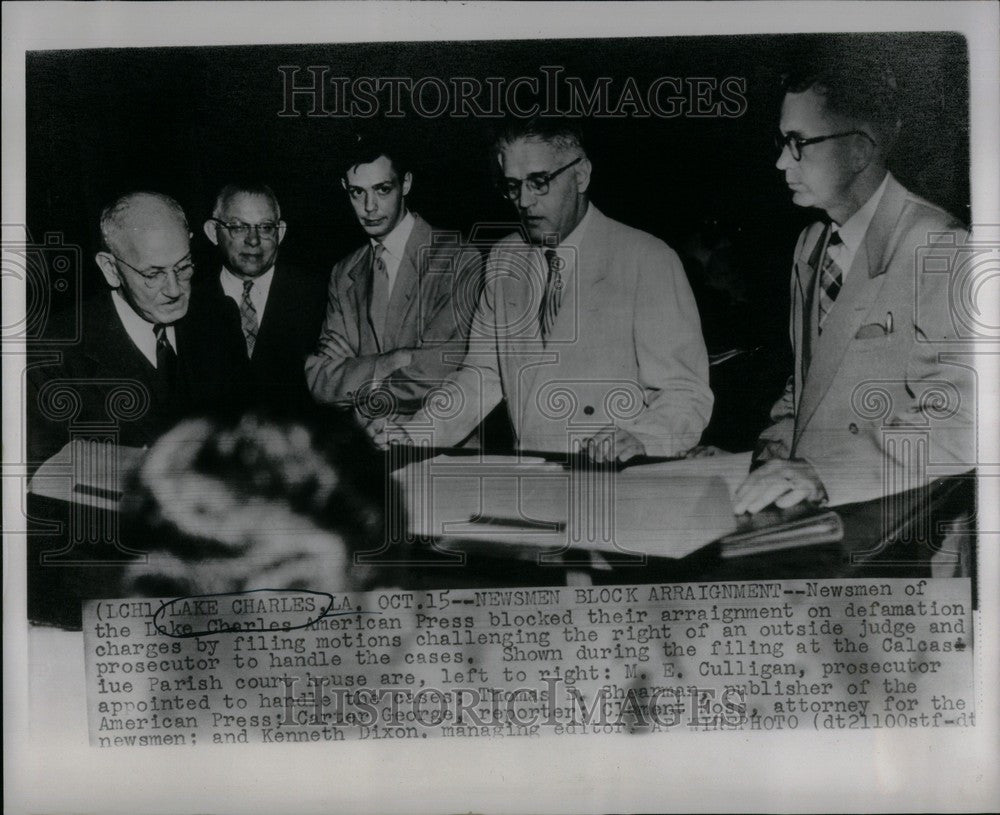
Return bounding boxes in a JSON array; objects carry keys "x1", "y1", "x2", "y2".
[{"x1": 886, "y1": 311, "x2": 893, "y2": 333}]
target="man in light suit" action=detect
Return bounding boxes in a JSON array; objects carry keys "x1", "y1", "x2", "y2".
[
  {"x1": 305, "y1": 136, "x2": 483, "y2": 420},
  {"x1": 377, "y1": 117, "x2": 712, "y2": 461},
  {"x1": 196, "y1": 182, "x2": 327, "y2": 411},
  {"x1": 734, "y1": 60, "x2": 975, "y2": 513}
]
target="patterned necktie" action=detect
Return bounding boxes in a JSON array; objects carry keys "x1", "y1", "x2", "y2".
[
  {"x1": 817, "y1": 229, "x2": 844, "y2": 332},
  {"x1": 540, "y1": 249, "x2": 564, "y2": 341},
  {"x1": 369, "y1": 242, "x2": 389, "y2": 339},
  {"x1": 154, "y1": 323, "x2": 177, "y2": 389},
  {"x1": 240, "y1": 279, "x2": 258, "y2": 357}
]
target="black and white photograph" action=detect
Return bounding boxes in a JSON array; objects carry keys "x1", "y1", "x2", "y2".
[{"x1": 4, "y1": 2, "x2": 999, "y2": 813}]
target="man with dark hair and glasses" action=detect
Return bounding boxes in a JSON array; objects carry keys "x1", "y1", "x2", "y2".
[
  {"x1": 734, "y1": 57, "x2": 974, "y2": 521},
  {"x1": 306, "y1": 134, "x2": 483, "y2": 422},
  {"x1": 195, "y1": 182, "x2": 327, "y2": 410},
  {"x1": 27, "y1": 191, "x2": 240, "y2": 468},
  {"x1": 375, "y1": 116, "x2": 712, "y2": 461}
]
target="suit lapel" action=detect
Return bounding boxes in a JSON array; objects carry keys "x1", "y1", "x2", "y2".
[
  {"x1": 345, "y1": 245, "x2": 381, "y2": 353},
  {"x1": 794, "y1": 178, "x2": 907, "y2": 444}
]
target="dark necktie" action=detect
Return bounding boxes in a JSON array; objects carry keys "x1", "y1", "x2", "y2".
[
  {"x1": 540, "y1": 249, "x2": 564, "y2": 341},
  {"x1": 369, "y1": 242, "x2": 389, "y2": 340},
  {"x1": 240, "y1": 279, "x2": 258, "y2": 357},
  {"x1": 817, "y1": 229, "x2": 844, "y2": 331},
  {"x1": 154, "y1": 323, "x2": 177, "y2": 390}
]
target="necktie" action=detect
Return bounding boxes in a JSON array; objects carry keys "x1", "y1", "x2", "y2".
[
  {"x1": 240, "y1": 279, "x2": 258, "y2": 357},
  {"x1": 369, "y1": 242, "x2": 389, "y2": 340},
  {"x1": 540, "y1": 249, "x2": 564, "y2": 341},
  {"x1": 817, "y1": 229, "x2": 844, "y2": 331},
  {"x1": 154, "y1": 323, "x2": 177, "y2": 390}
]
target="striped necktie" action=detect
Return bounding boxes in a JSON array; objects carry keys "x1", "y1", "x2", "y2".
[
  {"x1": 154, "y1": 323, "x2": 177, "y2": 389},
  {"x1": 540, "y1": 249, "x2": 564, "y2": 341},
  {"x1": 817, "y1": 229, "x2": 844, "y2": 331},
  {"x1": 240, "y1": 279, "x2": 258, "y2": 357}
]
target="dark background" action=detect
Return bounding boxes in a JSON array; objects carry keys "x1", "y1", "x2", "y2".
[{"x1": 25, "y1": 32, "x2": 970, "y2": 448}]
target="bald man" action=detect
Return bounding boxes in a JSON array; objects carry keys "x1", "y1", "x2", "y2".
[{"x1": 27, "y1": 191, "x2": 247, "y2": 469}]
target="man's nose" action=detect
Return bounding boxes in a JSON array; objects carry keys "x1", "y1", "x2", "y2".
[
  {"x1": 775, "y1": 145, "x2": 793, "y2": 171},
  {"x1": 244, "y1": 226, "x2": 261, "y2": 246},
  {"x1": 162, "y1": 269, "x2": 183, "y2": 298},
  {"x1": 516, "y1": 183, "x2": 536, "y2": 211},
  {"x1": 364, "y1": 192, "x2": 378, "y2": 213}
]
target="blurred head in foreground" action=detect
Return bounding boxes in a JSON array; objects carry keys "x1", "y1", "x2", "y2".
[{"x1": 120, "y1": 408, "x2": 397, "y2": 597}]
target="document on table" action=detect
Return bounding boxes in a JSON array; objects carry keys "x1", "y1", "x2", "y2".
[
  {"x1": 394, "y1": 452, "x2": 749, "y2": 559},
  {"x1": 27, "y1": 440, "x2": 147, "y2": 509}
]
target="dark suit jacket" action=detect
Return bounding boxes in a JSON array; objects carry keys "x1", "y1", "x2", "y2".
[
  {"x1": 186, "y1": 261, "x2": 328, "y2": 411},
  {"x1": 305, "y1": 213, "x2": 484, "y2": 413},
  {"x1": 26, "y1": 292, "x2": 245, "y2": 470}
]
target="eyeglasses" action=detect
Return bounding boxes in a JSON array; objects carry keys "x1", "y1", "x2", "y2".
[
  {"x1": 775, "y1": 130, "x2": 876, "y2": 161},
  {"x1": 111, "y1": 253, "x2": 195, "y2": 289},
  {"x1": 499, "y1": 156, "x2": 583, "y2": 201},
  {"x1": 210, "y1": 219, "x2": 281, "y2": 240}
]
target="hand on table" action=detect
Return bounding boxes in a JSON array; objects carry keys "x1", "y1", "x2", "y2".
[
  {"x1": 733, "y1": 458, "x2": 827, "y2": 515},
  {"x1": 583, "y1": 426, "x2": 646, "y2": 464},
  {"x1": 366, "y1": 416, "x2": 414, "y2": 450}
]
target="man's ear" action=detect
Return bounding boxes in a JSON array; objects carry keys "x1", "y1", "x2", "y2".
[
  {"x1": 203, "y1": 219, "x2": 220, "y2": 246},
  {"x1": 574, "y1": 158, "x2": 593, "y2": 195},
  {"x1": 276, "y1": 221, "x2": 288, "y2": 246},
  {"x1": 95, "y1": 252, "x2": 122, "y2": 289},
  {"x1": 401, "y1": 172, "x2": 413, "y2": 198}
]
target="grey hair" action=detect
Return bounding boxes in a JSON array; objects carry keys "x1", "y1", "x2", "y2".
[
  {"x1": 211, "y1": 182, "x2": 282, "y2": 221},
  {"x1": 99, "y1": 191, "x2": 189, "y2": 254}
]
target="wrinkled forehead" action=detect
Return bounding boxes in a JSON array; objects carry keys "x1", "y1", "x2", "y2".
[
  {"x1": 118, "y1": 222, "x2": 191, "y2": 266},
  {"x1": 499, "y1": 137, "x2": 565, "y2": 176},
  {"x1": 218, "y1": 192, "x2": 279, "y2": 222},
  {"x1": 780, "y1": 88, "x2": 852, "y2": 134},
  {"x1": 345, "y1": 155, "x2": 399, "y2": 187}
]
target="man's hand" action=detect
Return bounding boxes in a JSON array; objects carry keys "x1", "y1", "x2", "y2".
[
  {"x1": 733, "y1": 458, "x2": 827, "y2": 515},
  {"x1": 374, "y1": 349, "x2": 414, "y2": 381},
  {"x1": 367, "y1": 416, "x2": 413, "y2": 450},
  {"x1": 325, "y1": 332, "x2": 355, "y2": 359},
  {"x1": 583, "y1": 426, "x2": 646, "y2": 464}
]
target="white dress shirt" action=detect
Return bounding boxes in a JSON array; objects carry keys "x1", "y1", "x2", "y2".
[
  {"x1": 829, "y1": 172, "x2": 891, "y2": 279},
  {"x1": 220, "y1": 265, "x2": 275, "y2": 324},
  {"x1": 110, "y1": 289, "x2": 176, "y2": 367}
]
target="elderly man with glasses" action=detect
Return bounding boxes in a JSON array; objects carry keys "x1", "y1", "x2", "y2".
[
  {"x1": 374, "y1": 116, "x2": 712, "y2": 462},
  {"x1": 27, "y1": 191, "x2": 243, "y2": 469},
  {"x1": 733, "y1": 57, "x2": 974, "y2": 516},
  {"x1": 195, "y1": 182, "x2": 327, "y2": 411}
]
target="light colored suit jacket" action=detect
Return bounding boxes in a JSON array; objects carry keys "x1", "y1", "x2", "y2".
[
  {"x1": 306, "y1": 213, "x2": 483, "y2": 412},
  {"x1": 405, "y1": 205, "x2": 712, "y2": 456},
  {"x1": 757, "y1": 175, "x2": 975, "y2": 504}
]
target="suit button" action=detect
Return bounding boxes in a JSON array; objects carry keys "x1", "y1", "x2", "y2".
[
  {"x1": 848, "y1": 423, "x2": 859, "y2": 434},
  {"x1": 583, "y1": 405, "x2": 594, "y2": 416}
]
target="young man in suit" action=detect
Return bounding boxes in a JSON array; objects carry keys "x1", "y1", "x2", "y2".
[
  {"x1": 305, "y1": 136, "x2": 483, "y2": 420},
  {"x1": 27, "y1": 192, "x2": 216, "y2": 468},
  {"x1": 198, "y1": 183, "x2": 327, "y2": 410},
  {"x1": 375, "y1": 117, "x2": 712, "y2": 461},
  {"x1": 734, "y1": 59, "x2": 975, "y2": 514}
]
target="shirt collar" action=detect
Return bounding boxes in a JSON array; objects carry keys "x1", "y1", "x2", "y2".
[
  {"x1": 110, "y1": 289, "x2": 176, "y2": 363},
  {"x1": 833, "y1": 172, "x2": 890, "y2": 254},
  {"x1": 220, "y1": 264, "x2": 275, "y2": 299},
  {"x1": 372, "y1": 210, "x2": 415, "y2": 260}
]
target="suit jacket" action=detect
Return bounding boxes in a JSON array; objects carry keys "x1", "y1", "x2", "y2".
[
  {"x1": 187, "y1": 261, "x2": 327, "y2": 410},
  {"x1": 26, "y1": 292, "x2": 243, "y2": 470},
  {"x1": 305, "y1": 213, "x2": 484, "y2": 413},
  {"x1": 757, "y1": 174, "x2": 975, "y2": 504},
  {"x1": 407, "y1": 205, "x2": 713, "y2": 456}
]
